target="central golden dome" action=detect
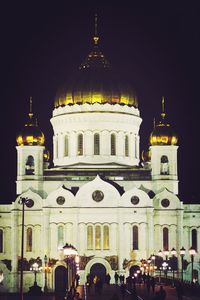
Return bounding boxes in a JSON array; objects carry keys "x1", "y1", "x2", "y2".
[{"x1": 54, "y1": 35, "x2": 138, "y2": 108}]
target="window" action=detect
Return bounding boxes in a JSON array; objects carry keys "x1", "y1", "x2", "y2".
[
  {"x1": 133, "y1": 226, "x2": 138, "y2": 250},
  {"x1": 192, "y1": 229, "x2": 197, "y2": 251},
  {"x1": 111, "y1": 134, "x2": 116, "y2": 156},
  {"x1": 94, "y1": 133, "x2": 100, "y2": 155},
  {"x1": 77, "y1": 134, "x2": 83, "y2": 156},
  {"x1": 103, "y1": 225, "x2": 109, "y2": 250},
  {"x1": 87, "y1": 226, "x2": 93, "y2": 250},
  {"x1": 163, "y1": 227, "x2": 169, "y2": 251},
  {"x1": 95, "y1": 225, "x2": 101, "y2": 250},
  {"x1": 25, "y1": 155, "x2": 35, "y2": 175},
  {"x1": 160, "y1": 155, "x2": 169, "y2": 175},
  {"x1": 125, "y1": 135, "x2": 129, "y2": 157},
  {"x1": 58, "y1": 226, "x2": 64, "y2": 249},
  {"x1": 26, "y1": 227, "x2": 32, "y2": 252},
  {"x1": 0, "y1": 229, "x2": 3, "y2": 253},
  {"x1": 65, "y1": 135, "x2": 68, "y2": 156}
]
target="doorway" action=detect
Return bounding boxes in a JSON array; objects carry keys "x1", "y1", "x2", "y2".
[
  {"x1": 90, "y1": 263, "x2": 106, "y2": 283},
  {"x1": 55, "y1": 266, "x2": 68, "y2": 295}
]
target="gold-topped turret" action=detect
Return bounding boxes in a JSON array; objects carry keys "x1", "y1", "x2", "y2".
[
  {"x1": 16, "y1": 98, "x2": 45, "y2": 146},
  {"x1": 150, "y1": 97, "x2": 178, "y2": 146}
]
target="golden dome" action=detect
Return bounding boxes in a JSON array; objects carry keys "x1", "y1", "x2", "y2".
[
  {"x1": 150, "y1": 97, "x2": 178, "y2": 146},
  {"x1": 16, "y1": 98, "x2": 45, "y2": 146},
  {"x1": 54, "y1": 17, "x2": 138, "y2": 108}
]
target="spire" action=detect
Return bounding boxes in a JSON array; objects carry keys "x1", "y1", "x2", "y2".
[
  {"x1": 28, "y1": 96, "x2": 33, "y2": 119},
  {"x1": 161, "y1": 96, "x2": 166, "y2": 119},
  {"x1": 93, "y1": 13, "x2": 99, "y2": 45},
  {"x1": 153, "y1": 117, "x2": 156, "y2": 129}
]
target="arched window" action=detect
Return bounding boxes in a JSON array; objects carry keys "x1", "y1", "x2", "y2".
[
  {"x1": 26, "y1": 227, "x2": 32, "y2": 252},
  {"x1": 87, "y1": 226, "x2": 93, "y2": 250},
  {"x1": 25, "y1": 155, "x2": 35, "y2": 175},
  {"x1": 95, "y1": 225, "x2": 101, "y2": 250},
  {"x1": 103, "y1": 225, "x2": 109, "y2": 250},
  {"x1": 65, "y1": 135, "x2": 68, "y2": 156},
  {"x1": 192, "y1": 229, "x2": 197, "y2": 251},
  {"x1": 94, "y1": 133, "x2": 100, "y2": 155},
  {"x1": 125, "y1": 135, "x2": 129, "y2": 157},
  {"x1": 77, "y1": 134, "x2": 83, "y2": 156},
  {"x1": 111, "y1": 134, "x2": 116, "y2": 156},
  {"x1": 160, "y1": 155, "x2": 169, "y2": 175},
  {"x1": 58, "y1": 226, "x2": 64, "y2": 249},
  {"x1": 163, "y1": 227, "x2": 169, "y2": 251},
  {"x1": 0, "y1": 229, "x2": 3, "y2": 253},
  {"x1": 133, "y1": 226, "x2": 138, "y2": 250}
]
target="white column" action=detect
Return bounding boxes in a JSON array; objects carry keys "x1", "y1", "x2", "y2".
[
  {"x1": 69, "y1": 132, "x2": 76, "y2": 157},
  {"x1": 84, "y1": 131, "x2": 93, "y2": 156},
  {"x1": 78, "y1": 223, "x2": 85, "y2": 254},
  {"x1": 111, "y1": 223, "x2": 117, "y2": 253},
  {"x1": 147, "y1": 208, "x2": 154, "y2": 257},
  {"x1": 118, "y1": 212, "x2": 124, "y2": 271},
  {"x1": 10, "y1": 210, "x2": 19, "y2": 292},
  {"x1": 42, "y1": 209, "x2": 50, "y2": 256},
  {"x1": 53, "y1": 135, "x2": 58, "y2": 160},
  {"x1": 140, "y1": 223, "x2": 147, "y2": 258},
  {"x1": 101, "y1": 131, "x2": 109, "y2": 155},
  {"x1": 117, "y1": 132, "x2": 124, "y2": 157},
  {"x1": 129, "y1": 133, "x2": 135, "y2": 158}
]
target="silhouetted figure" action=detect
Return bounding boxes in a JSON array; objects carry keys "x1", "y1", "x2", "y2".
[
  {"x1": 158, "y1": 285, "x2": 166, "y2": 300},
  {"x1": 114, "y1": 272, "x2": 119, "y2": 285},
  {"x1": 106, "y1": 273, "x2": 111, "y2": 284},
  {"x1": 151, "y1": 277, "x2": 155, "y2": 293},
  {"x1": 175, "y1": 281, "x2": 183, "y2": 300},
  {"x1": 120, "y1": 283, "x2": 126, "y2": 299}
]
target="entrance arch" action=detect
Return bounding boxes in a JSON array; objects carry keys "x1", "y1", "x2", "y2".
[
  {"x1": 84, "y1": 257, "x2": 112, "y2": 283},
  {"x1": 55, "y1": 265, "x2": 68, "y2": 295},
  {"x1": 90, "y1": 263, "x2": 106, "y2": 282}
]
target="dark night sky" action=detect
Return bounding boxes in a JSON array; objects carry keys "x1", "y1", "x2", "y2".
[{"x1": 1, "y1": 2, "x2": 200, "y2": 204}]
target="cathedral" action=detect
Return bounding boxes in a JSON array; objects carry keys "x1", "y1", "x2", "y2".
[{"x1": 0, "y1": 21, "x2": 200, "y2": 293}]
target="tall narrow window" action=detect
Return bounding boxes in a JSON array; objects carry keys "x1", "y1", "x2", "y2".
[
  {"x1": 77, "y1": 134, "x2": 83, "y2": 156},
  {"x1": 87, "y1": 226, "x2": 93, "y2": 250},
  {"x1": 111, "y1": 134, "x2": 116, "y2": 156},
  {"x1": 65, "y1": 135, "x2": 68, "y2": 156},
  {"x1": 94, "y1": 133, "x2": 100, "y2": 155},
  {"x1": 58, "y1": 226, "x2": 64, "y2": 249},
  {"x1": 133, "y1": 226, "x2": 138, "y2": 250},
  {"x1": 103, "y1": 225, "x2": 109, "y2": 250},
  {"x1": 25, "y1": 155, "x2": 35, "y2": 175},
  {"x1": 161, "y1": 155, "x2": 169, "y2": 175},
  {"x1": 95, "y1": 225, "x2": 101, "y2": 250},
  {"x1": 125, "y1": 135, "x2": 129, "y2": 157},
  {"x1": 163, "y1": 227, "x2": 169, "y2": 250},
  {"x1": 26, "y1": 227, "x2": 32, "y2": 252},
  {"x1": 192, "y1": 229, "x2": 197, "y2": 251},
  {"x1": 0, "y1": 229, "x2": 3, "y2": 253}
]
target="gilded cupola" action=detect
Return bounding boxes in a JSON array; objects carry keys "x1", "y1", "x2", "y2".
[
  {"x1": 54, "y1": 15, "x2": 138, "y2": 108},
  {"x1": 16, "y1": 97, "x2": 45, "y2": 146},
  {"x1": 150, "y1": 97, "x2": 178, "y2": 146}
]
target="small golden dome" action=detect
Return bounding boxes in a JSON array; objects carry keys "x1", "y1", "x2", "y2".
[
  {"x1": 150, "y1": 97, "x2": 178, "y2": 146},
  {"x1": 16, "y1": 98, "x2": 45, "y2": 146}
]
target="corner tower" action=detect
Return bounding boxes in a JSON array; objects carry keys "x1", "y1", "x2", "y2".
[
  {"x1": 51, "y1": 16, "x2": 142, "y2": 168},
  {"x1": 16, "y1": 98, "x2": 45, "y2": 194},
  {"x1": 150, "y1": 97, "x2": 178, "y2": 193}
]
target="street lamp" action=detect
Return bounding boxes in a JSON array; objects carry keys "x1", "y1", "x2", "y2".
[
  {"x1": 180, "y1": 246, "x2": 186, "y2": 282},
  {"x1": 18, "y1": 197, "x2": 33, "y2": 300},
  {"x1": 63, "y1": 243, "x2": 78, "y2": 290},
  {"x1": 43, "y1": 255, "x2": 49, "y2": 293},
  {"x1": 189, "y1": 246, "x2": 196, "y2": 283},
  {"x1": 162, "y1": 261, "x2": 168, "y2": 283},
  {"x1": 151, "y1": 254, "x2": 155, "y2": 276},
  {"x1": 171, "y1": 248, "x2": 177, "y2": 286},
  {"x1": 30, "y1": 262, "x2": 42, "y2": 286}
]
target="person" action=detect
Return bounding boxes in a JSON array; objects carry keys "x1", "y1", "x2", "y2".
[
  {"x1": 114, "y1": 272, "x2": 119, "y2": 285},
  {"x1": 175, "y1": 281, "x2": 183, "y2": 300},
  {"x1": 151, "y1": 277, "x2": 155, "y2": 293},
  {"x1": 120, "y1": 283, "x2": 126, "y2": 299},
  {"x1": 158, "y1": 285, "x2": 166, "y2": 300},
  {"x1": 106, "y1": 273, "x2": 111, "y2": 284},
  {"x1": 74, "y1": 291, "x2": 82, "y2": 300}
]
